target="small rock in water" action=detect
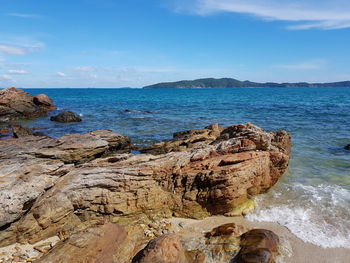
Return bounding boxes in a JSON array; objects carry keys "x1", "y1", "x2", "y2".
[
  {"x1": 50, "y1": 111, "x2": 82, "y2": 123},
  {"x1": 344, "y1": 144, "x2": 350, "y2": 150}
]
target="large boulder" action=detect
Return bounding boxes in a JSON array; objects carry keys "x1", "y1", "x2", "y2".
[
  {"x1": 0, "y1": 123, "x2": 290, "y2": 247},
  {"x1": 0, "y1": 87, "x2": 54, "y2": 122},
  {"x1": 50, "y1": 111, "x2": 82, "y2": 123},
  {"x1": 33, "y1": 94, "x2": 54, "y2": 110},
  {"x1": 132, "y1": 234, "x2": 188, "y2": 263},
  {"x1": 234, "y1": 229, "x2": 280, "y2": 263}
]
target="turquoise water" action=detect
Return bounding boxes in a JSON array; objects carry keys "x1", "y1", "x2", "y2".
[{"x1": 21, "y1": 88, "x2": 350, "y2": 248}]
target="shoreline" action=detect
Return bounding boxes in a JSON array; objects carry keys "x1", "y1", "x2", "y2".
[{"x1": 168, "y1": 215, "x2": 350, "y2": 263}]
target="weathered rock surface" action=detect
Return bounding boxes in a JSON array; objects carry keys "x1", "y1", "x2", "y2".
[
  {"x1": 36, "y1": 222, "x2": 127, "y2": 263},
  {"x1": 132, "y1": 234, "x2": 188, "y2": 263},
  {"x1": 50, "y1": 111, "x2": 82, "y2": 123},
  {"x1": 234, "y1": 229, "x2": 280, "y2": 263},
  {"x1": 0, "y1": 130, "x2": 131, "y2": 235},
  {"x1": 33, "y1": 94, "x2": 54, "y2": 110},
  {"x1": 0, "y1": 122, "x2": 290, "y2": 259},
  {"x1": 0, "y1": 87, "x2": 54, "y2": 122},
  {"x1": 11, "y1": 124, "x2": 37, "y2": 138}
]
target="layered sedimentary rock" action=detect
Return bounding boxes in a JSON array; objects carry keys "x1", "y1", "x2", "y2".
[
  {"x1": 0, "y1": 87, "x2": 54, "y2": 122},
  {"x1": 0, "y1": 130, "x2": 131, "y2": 232},
  {"x1": 0, "y1": 123, "x2": 290, "y2": 261}
]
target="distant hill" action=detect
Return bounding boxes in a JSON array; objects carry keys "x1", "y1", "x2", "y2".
[{"x1": 143, "y1": 78, "x2": 350, "y2": 89}]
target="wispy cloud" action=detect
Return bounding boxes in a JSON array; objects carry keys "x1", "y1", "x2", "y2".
[
  {"x1": 276, "y1": 60, "x2": 327, "y2": 70},
  {"x1": 7, "y1": 69, "x2": 30, "y2": 75},
  {"x1": 0, "y1": 45, "x2": 26, "y2": 55},
  {"x1": 7, "y1": 13, "x2": 42, "y2": 19},
  {"x1": 56, "y1": 72, "x2": 66, "y2": 77},
  {"x1": 181, "y1": 0, "x2": 350, "y2": 30},
  {"x1": 0, "y1": 38, "x2": 44, "y2": 56}
]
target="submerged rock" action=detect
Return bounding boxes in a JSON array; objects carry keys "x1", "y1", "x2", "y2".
[
  {"x1": 50, "y1": 111, "x2": 82, "y2": 123},
  {"x1": 0, "y1": 87, "x2": 54, "y2": 122},
  {"x1": 0, "y1": 123, "x2": 290, "y2": 259},
  {"x1": 345, "y1": 144, "x2": 350, "y2": 150}
]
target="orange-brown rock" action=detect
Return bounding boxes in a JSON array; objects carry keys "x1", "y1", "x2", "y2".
[
  {"x1": 33, "y1": 94, "x2": 54, "y2": 110},
  {"x1": 0, "y1": 123, "x2": 290, "y2": 251},
  {"x1": 235, "y1": 229, "x2": 280, "y2": 263},
  {"x1": 0, "y1": 87, "x2": 54, "y2": 122},
  {"x1": 132, "y1": 234, "x2": 188, "y2": 263},
  {"x1": 36, "y1": 223, "x2": 127, "y2": 263}
]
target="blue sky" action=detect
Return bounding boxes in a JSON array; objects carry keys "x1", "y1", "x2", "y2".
[{"x1": 0, "y1": 0, "x2": 350, "y2": 88}]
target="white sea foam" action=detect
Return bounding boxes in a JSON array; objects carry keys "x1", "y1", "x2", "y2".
[
  {"x1": 246, "y1": 183, "x2": 350, "y2": 248},
  {"x1": 79, "y1": 113, "x2": 83, "y2": 117}
]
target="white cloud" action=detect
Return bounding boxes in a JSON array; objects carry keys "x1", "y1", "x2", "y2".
[
  {"x1": 0, "y1": 45, "x2": 26, "y2": 55},
  {"x1": 7, "y1": 13, "x2": 41, "y2": 19},
  {"x1": 276, "y1": 60, "x2": 326, "y2": 70},
  {"x1": 7, "y1": 69, "x2": 30, "y2": 75},
  {"x1": 0, "y1": 74, "x2": 12, "y2": 80},
  {"x1": 56, "y1": 72, "x2": 66, "y2": 77},
  {"x1": 183, "y1": 0, "x2": 350, "y2": 30}
]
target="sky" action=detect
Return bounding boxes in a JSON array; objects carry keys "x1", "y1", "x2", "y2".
[{"x1": 0, "y1": 0, "x2": 350, "y2": 88}]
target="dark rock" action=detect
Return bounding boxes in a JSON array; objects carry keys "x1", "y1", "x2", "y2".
[
  {"x1": 345, "y1": 144, "x2": 350, "y2": 150},
  {"x1": 234, "y1": 229, "x2": 280, "y2": 263},
  {"x1": 0, "y1": 87, "x2": 54, "y2": 122},
  {"x1": 132, "y1": 234, "x2": 188, "y2": 263},
  {"x1": 50, "y1": 111, "x2": 82, "y2": 123},
  {"x1": 11, "y1": 124, "x2": 36, "y2": 138}
]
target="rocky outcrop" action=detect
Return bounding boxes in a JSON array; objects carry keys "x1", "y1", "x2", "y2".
[
  {"x1": 132, "y1": 234, "x2": 188, "y2": 263},
  {"x1": 0, "y1": 130, "x2": 132, "y2": 235},
  {"x1": 0, "y1": 87, "x2": 54, "y2": 122},
  {"x1": 0, "y1": 123, "x2": 290, "y2": 257},
  {"x1": 50, "y1": 111, "x2": 82, "y2": 123}
]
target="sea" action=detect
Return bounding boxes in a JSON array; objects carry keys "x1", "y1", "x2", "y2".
[{"x1": 15, "y1": 87, "x2": 350, "y2": 248}]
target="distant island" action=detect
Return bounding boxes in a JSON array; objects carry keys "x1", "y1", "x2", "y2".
[{"x1": 143, "y1": 78, "x2": 350, "y2": 89}]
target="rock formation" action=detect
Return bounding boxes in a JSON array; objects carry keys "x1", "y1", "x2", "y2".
[
  {"x1": 0, "y1": 87, "x2": 54, "y2": 122},
  {"x1": 0, "y1": 123, "x2": 291, "y2": 262},
  {"x1": 50, "y1": 111, "x2": 82, "y2": 123}
]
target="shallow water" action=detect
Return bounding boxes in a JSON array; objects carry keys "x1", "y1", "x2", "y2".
[{"x1": 14, "y1": 87, "x2": 350, "y2": 248}]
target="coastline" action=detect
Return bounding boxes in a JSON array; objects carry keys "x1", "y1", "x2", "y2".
[{"x1": 168, "y1": 216, "x2": 350, "y2": 263}]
